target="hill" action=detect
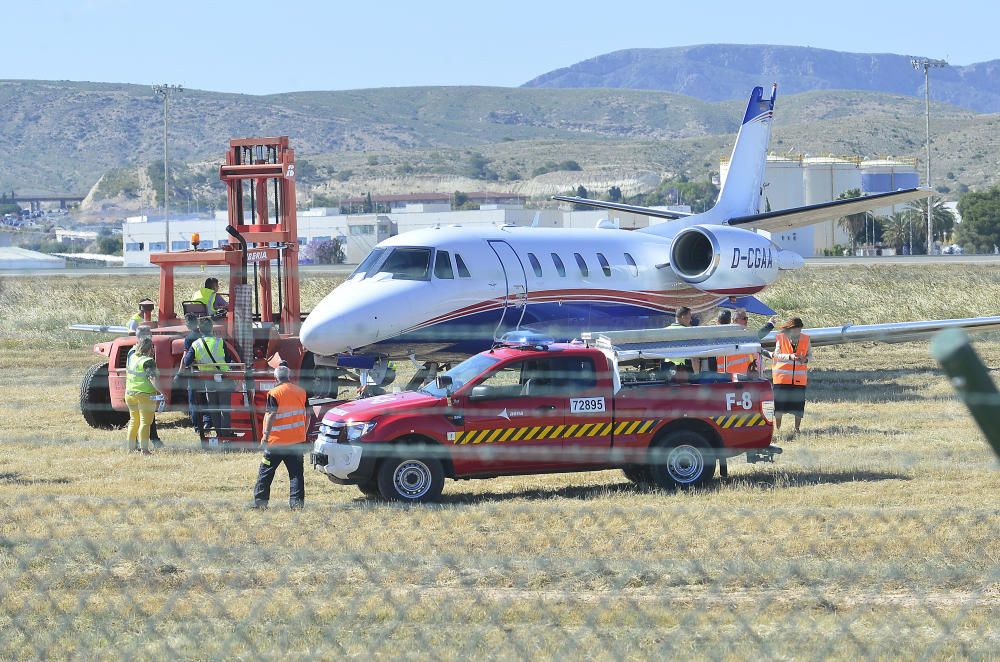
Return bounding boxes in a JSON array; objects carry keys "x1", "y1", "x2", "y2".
[
  {"x1": 523, "y1": 44, "x2": 1000, "y2": 113},
  {"x1": 2, "y1": 79, "x2": 998, "y2": 216}
]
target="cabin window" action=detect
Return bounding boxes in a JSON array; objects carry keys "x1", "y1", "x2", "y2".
[
  {"x1": 352, "y1": 247, "x2": 387, "y2": 278},
  {"x1": 377, "y1": 247, "x2": 432, "y2": 280},
  {"x1": 574, "y1": 253, "x2": 589, "y2": 277},
  {"x1": 434, "y1": 250, "x2": 455, "y2": 279},
  {"x1": 455, "y1": 253, "x2": 472, "y2": 278},
  {"x1": 527, "y1": 252, "x2": 543, "y2": 277},
  {"x1": 597, "y1": 253, "x2": 611, "y2": 277},
  {"x1": 551, "y1": 253, "x2": 566, "y2": 277},
  {"x1": 624, "y1": 252, "x2": 638, "y2": 277}
]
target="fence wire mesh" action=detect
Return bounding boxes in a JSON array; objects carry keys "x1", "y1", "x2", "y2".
[{"x1": 4, "y1": 269, "x2": 1000, "y2": 658}]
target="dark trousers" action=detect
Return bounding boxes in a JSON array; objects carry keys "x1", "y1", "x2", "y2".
[
  {"x1": 201, "y1": 380, "x2": 232, "y2": 434},
  {"x1": 187, "y1": 383, "x2": 203, "y2": 434},
  {"x1": 254, "y1": 449, "x2": 304, "y2": 507}
]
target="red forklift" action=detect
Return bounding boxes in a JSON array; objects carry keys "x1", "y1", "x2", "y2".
[{"x1": 76, "y1": 137, "x2": 342, "y2": 448}]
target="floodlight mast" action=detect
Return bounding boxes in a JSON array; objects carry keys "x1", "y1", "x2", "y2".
[
  {"x1": 910, "y1": 58, "x2": 946, "y2": 255},
  {"x1": 152, "y1": 84, "x2": 184, "y2": 251}
]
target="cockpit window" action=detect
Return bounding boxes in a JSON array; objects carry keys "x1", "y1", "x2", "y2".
[
  {"x1": 351, "y1": 247, "x2": 387, "y2": 278},
  {"x1": 434, "y1": 250, "x2": 455, "y2": 279},
  {"x1": 377, "y1": 247, "x2": 432, "y2": 280}
]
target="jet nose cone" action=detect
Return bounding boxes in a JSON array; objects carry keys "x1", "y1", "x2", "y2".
[{"x1": 299, "y1": 311, "x2": 338, "y2": 356}]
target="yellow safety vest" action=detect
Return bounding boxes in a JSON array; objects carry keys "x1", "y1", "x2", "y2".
[
  {"x1": 126, "y1": 350, "x2": 158, "y2": 394},
  {"x1": 192, "y1": 287, "x2": 221, "y2": 315},
  {"x1": 663, "y1": 322, "x2": 689, "y2": 366},
  {"x1": 192, "y1": 337, "x2": 230, "y2": 372}
]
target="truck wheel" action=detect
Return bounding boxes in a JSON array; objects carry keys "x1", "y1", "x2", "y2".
[
  {"x1": 80, "y1": 362, "x2": 129, "y2": 430},
  {"x1": 649, "y1": 430, "x2": 717, "y2": 490},
  {"x1": 376, "y1": 453, "x2": 445, "y2": 503},
  {"x1": 622, "y1": 465, "x2": 652, "y2": 486}
]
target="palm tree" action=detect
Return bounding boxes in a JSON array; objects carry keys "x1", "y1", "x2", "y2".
[
  {"x1": 880, "y1": 213, "x2": 911, "y2": 254},
  {"x1": 906, "y1": 197, "x2": 957, "y2": 245},
  {"x1": 836, "y1": 188, "x2": 865, "y2": 252}
]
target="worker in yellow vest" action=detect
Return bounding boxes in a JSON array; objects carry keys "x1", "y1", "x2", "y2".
[
  {"x1": 664, "y1": 306, "x2": 701, "y2": 373},
  {"x1": 126, "y1": 298, "x2": 155, "y2": 333},
  {"x1": 191, "y1": 277, "x2": 228, "y2": 318},
  {"x1": 771, "y1": 317, "x2": 811, "y2": 436},
  {"x1": 124, "y1": 336, "x2": 163, "y2": 454},
  {"x1": 252, "y1": 362, "x2": 309, "y2": 509},
  {"x1": 180, "y1": 317, "x2": 235, "y2": 436}
]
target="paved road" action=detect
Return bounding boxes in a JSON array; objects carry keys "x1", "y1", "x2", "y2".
[{"x1": 806, "y1": 255, "x2": 1000, "y2": 266}]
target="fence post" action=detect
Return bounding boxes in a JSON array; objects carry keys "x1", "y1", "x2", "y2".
[{"x1": 931, "y1": 327, "x2": 1000, "y2": 460}]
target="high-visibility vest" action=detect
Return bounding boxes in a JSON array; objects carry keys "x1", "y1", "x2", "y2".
[
  {"x1": 266, "y1": 382, "x2": 309, "y2": 445},
  {"x1": 192, "y1": 336, "x2": 230, "y2": 372},
  {"x1": 718, "y1": 352, "x2": 755, "y2": 376},
  {"x1": 126, "y1": 350, "x2": 158, "y2": 394},
  {"x1": 192, "y1": 287, "x2": 221, "y2": 315},
  {"x1": 772, "y1": 332, "x2": 810, "y2": 386}
]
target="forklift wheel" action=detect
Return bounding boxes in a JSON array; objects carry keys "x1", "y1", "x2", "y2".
[{"x1": 80, "y1": 363, "x2": 130, "y2": 430}]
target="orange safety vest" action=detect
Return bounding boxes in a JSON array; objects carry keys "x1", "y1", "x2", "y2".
[
  {"x1": 772, "y1": 332, "x2": 810, "y2": 386},
  {"x1": 265, "y1": 382, "x2": 309, "y2": 445},
  {"x1": 718, "y1": 353, "x2": 755, "y2": 376}
]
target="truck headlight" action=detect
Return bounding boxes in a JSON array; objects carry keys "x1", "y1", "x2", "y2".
[{"x1": 346, "y1": 421, "x2": 376, "y2": 441}]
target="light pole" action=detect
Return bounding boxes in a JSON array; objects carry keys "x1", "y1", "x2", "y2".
[
  {"x1": 152, "y1": 84, "x2": 183, "y2": 251},
  {"x1": 910, "y1": 58, "x2": 946, "y2": 255}
]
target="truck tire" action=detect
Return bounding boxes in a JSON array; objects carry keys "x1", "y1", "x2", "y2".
[
  {"x1": 376, "y1": 452, "x2": 445, "y2": 503},
  {"x1": 649, "y1": 430, "x2": 717, "y2": 490},
  {"x1": 356, "y1": 480, "x2": 381, "y2": 498},
  {"x1": 80, "y1": 362, "x2": 129, "y2": 430},
  {"x1": 622, "y1": 465, "x2": 652, "y2": 486}
]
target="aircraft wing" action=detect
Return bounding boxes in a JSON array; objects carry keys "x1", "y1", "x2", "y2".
[
  {"x1": 551, "y1": 196, "x2": 695, "y2": 220},
  {"x1": 760, "y1": 317, "x2": 1000, "y2": 349},
  {"x1": 69, "y1": 324, "x2": 131, "y2": 334},
  {"x1": 728, "y1": 188, "x2": 933, "y2": 233}
]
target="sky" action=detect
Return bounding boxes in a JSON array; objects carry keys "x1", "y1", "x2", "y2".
[{"x1": 6, "y1": 0, "x2": 998, "y2": 94}]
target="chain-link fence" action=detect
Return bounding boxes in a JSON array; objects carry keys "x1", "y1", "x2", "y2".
[{"x1": 1, "y1": 493, "x2": 998, "y2": 658}]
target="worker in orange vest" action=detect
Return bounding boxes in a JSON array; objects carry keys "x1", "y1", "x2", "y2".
[
  {"x1": 771, "y1": 317, "x2": 811, "y2": 436},
  {"x1": 252, "y1": 362, "x2": 309, "y2": 509},
  {"x1": 718, "y1": 311, "x2": 777, "y2": 379}
]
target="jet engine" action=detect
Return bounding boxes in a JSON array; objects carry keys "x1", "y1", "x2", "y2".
[{"x1": 669, "y1": 225, "x2": 803, "y2": 295}]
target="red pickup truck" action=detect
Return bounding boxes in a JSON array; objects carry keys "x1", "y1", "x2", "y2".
[{"x1": 311, "y1": 338, "x2": 778, "y2": 502}]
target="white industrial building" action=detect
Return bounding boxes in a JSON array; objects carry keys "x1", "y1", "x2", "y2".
[
  {"x1": 721, "y1": 154, "x2": 920, "y2": 256},
  {"x1": 121, "y1": 202, "x2": 691, "y2": 266}
]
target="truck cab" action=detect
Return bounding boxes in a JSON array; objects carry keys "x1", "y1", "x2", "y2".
[{"x1": 311, "y1": 329, "x2": 778, "y2": 502}]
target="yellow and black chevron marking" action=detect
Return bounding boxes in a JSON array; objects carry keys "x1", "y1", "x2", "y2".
[
  {"x1": 710, "y1": 413, "x2": 769, "y2": 429},
  {"x1": 454, "y1": 419, "x2": 658, "y2": 445}
]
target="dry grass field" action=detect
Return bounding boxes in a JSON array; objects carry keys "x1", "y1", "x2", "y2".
[{"x1": 1, "y1": 264, "x2": 999, "y2": 658}]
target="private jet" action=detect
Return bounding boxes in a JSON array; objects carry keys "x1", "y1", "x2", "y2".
[{"x1": 300, "y1": 85, "x2": 1000, "y2": 382}]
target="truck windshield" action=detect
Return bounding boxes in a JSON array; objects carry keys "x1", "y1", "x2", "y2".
[
  {"x1": 420, "y1": 354, "x2": 500, "y2": 397},
  {"x1": 351, "y1": 248, "x2": 387, "y2": 279},
  {"x1": 377, "y1": 247, "x2": 432, "y2": 280}
]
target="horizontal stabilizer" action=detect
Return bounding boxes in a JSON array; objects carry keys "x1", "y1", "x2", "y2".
[
  {"x1": 551, "y1": 196, "x2": 694, "y2": 220},
  {"x1": 729, "y1": 188, "x2": 933, "y2": 233},
  {"x1": 761, "y1": 316, "x2": 1000, "y2": 348},
  {"x1": 720, "y1": 296, "x2": 776, "y2": 316},
  {"x1": 588, "y1": 324, "x2": 761, "y2": 361}
]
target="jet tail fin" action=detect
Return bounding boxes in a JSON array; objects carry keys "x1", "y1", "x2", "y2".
[{"x1": 714, "y1": 84, "x2": 777, "y2": 219}]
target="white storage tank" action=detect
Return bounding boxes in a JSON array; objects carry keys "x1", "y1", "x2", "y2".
[
  {"x1": 803, "y1": 156, "x2": 862, "y2": 254},
  {"x1": 761, "y1": 155, "x2": 814, "y2": 256}
]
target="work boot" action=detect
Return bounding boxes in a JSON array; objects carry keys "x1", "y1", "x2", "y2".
[
  {"x1": 289, "y1": 500, "x2": 304, "y2": 510},
  {"x1": 249, "y1": 500, "x2": 269, "y2": 510}
]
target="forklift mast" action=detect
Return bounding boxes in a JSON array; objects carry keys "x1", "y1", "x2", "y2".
[{"x1": 149, "y1": 136, "x2": 301, "y2": 344}]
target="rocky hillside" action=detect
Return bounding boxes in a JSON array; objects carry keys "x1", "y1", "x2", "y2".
[{"x1": 523, "y1": 45, "x2": 1000, "y2": 112}]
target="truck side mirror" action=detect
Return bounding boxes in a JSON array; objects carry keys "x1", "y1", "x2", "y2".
[{"x1": 436, "y1": 375, "x2": 454, "y2": 395}]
